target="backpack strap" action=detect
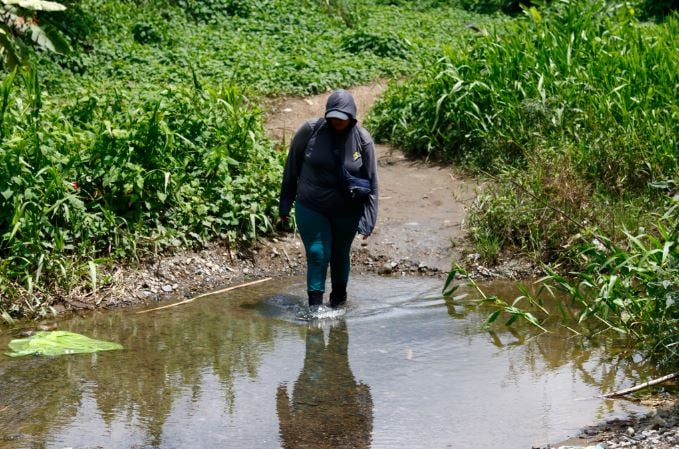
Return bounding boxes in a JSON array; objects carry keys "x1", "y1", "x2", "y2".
[
  {"x1": 354, "y1": 127, "x2": 370, "y2": 178},
  {"x1": 305, "y1": 118, "x2": 326, "y2": 154}
]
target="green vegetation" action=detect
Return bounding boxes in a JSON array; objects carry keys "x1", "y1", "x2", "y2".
[
  {"x1": 36, "y1": 0, "x2": 490, "y2": 97},
  {"x1": 540, "y1": 201, "x2": 679, "y2": 367},
  {"x1": 0, "y1": 0, "x2": 494, "y2": 319},
  {"x1": 445, "y1": 200, "x2": 678, "y2": 365},
  {"x1": 369, "y1": 1, "x2": 677, "y2": 181},
  {"x1": 2, "y1": 0, "x2": 674, "y2": 366},
  {"x1": 0, "y1": 69, "x2": 282, "y2": 318},
  {"x1": 371, "y1": 0, "x2": 678, "y2": 364},
  {"x1": 0, "y1": 0, "x2": 72, "y2": 69}
]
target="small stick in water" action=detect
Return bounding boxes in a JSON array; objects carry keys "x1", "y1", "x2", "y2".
[
  {"x1": 601, "y1": 372, "x2": 679, "y2": 398},
  {"x1": 136, "y1": 277, "x2": 273, "y2": 314}
]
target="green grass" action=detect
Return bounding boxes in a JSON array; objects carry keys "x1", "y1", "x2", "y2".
[
  {"x1": 367, "y1": 0, "x2": 678, "y2": 259},
  {"x1": 541, "y1": 201, "x2": 679, "y2": 367},
  {"x1": 368, "y1": 1, "x2": 677, "y2": 183},
  {"x1": 371, "y1": 0, "x2": 678, "y2": 363}
]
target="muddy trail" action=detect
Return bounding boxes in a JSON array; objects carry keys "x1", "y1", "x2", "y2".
[{"x1": 265, "y1": 82, "x2": 476, "y2": 275}]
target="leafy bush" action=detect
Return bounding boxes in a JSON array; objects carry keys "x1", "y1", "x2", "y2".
[
  {"x1": 172, "y1": 0, "x2": 257, "y2": 21},
  {"x1": 341, "y1": 30, "x2": 411, "y2": 58},
  {"x1": 458, "y1": 0, "x2": 523, "y2": 14},
  {"x1": 32, "y1": 0, "x2": 478, "y2": 97},
  {"x1": 0, "y1": 67, "x2": 281, "y2": 318},
  {"x1": 131, "y1": 22, "x2": 163, "y2": 44}
]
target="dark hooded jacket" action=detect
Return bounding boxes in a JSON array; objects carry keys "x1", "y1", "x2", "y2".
[{"x1": 279, "y1": 89, "x2": 378, "y2": 236}]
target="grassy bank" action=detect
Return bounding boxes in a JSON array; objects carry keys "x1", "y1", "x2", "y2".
[
  {"x1": 368, "y1": 0, "x2": 678, "y2": 364},
  {"x1": 0, "y1": 0, "x2": 495, "y2": 319},
  {"x1": 0, "y1": 72, "x2": 283, "y2": 319}
]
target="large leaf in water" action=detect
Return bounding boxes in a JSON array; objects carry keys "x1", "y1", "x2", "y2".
[
  {"x1": 1, "y1": 0, "x2": 66, "y2": 11},
  {"x1": 6, "y1": 331, "x2": 123, "y2": 357}
]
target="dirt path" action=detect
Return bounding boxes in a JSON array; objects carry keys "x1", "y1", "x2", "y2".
[{"x1": 265, "y1": 82, "x2": 477, "y2": 274}]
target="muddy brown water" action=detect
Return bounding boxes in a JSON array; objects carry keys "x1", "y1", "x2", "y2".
[{"x1": 0, "y1": 276, "x2": 654, "y2": 449}]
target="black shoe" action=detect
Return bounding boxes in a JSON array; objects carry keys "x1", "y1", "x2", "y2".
[
  {"x1": 329, "y1": 290, "x2": 347, "y2": 309},
  {"x1": 308, "y1": 291, "x2": 323, "y2": 307}
]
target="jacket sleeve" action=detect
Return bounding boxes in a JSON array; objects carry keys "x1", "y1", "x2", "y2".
[
  {"x1": 279, "y1": 121, "x2": 314, "y2": 217},
  {"x1": 357, "y1": 128, "x2": 378, "y2": 236}
]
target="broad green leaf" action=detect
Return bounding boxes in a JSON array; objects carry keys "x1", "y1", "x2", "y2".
[
  {"x1": 6, "y1": 331, "x2": 122, "y2": 357},
  {"x1": 485, "y1": 309, "x2": 501, "y2": 325},
  {"x1": 2, "y1": 0, "x2": 66, "y2": 11},
  {"x1": 30, "y1": 23, "x2": 71, "y2": 54}
]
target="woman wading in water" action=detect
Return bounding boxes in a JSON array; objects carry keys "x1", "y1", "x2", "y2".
[{"x1": 279, "y1": 89, "x2": 378, "y2": 309}]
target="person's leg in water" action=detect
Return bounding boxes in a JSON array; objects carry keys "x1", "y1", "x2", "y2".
[
  {"x1": 329, "y1": 211, "x2": 361, "y2": 308},
  {"x1": 295, "y1": 203, "x2": 332, "y2": 307}
]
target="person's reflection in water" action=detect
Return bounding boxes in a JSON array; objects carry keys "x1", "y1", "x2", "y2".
[{"x1": 277, "y1": 320, "x2": 373, "y2": 449}]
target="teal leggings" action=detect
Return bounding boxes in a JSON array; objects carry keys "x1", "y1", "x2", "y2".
[{"x1": 295, "y1": 202, "x2": 360, "y2": 293}]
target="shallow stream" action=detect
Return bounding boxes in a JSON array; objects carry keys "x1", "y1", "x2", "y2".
[{"x1": 0, "y1": 275, "x2": 653, "y2": 449}]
